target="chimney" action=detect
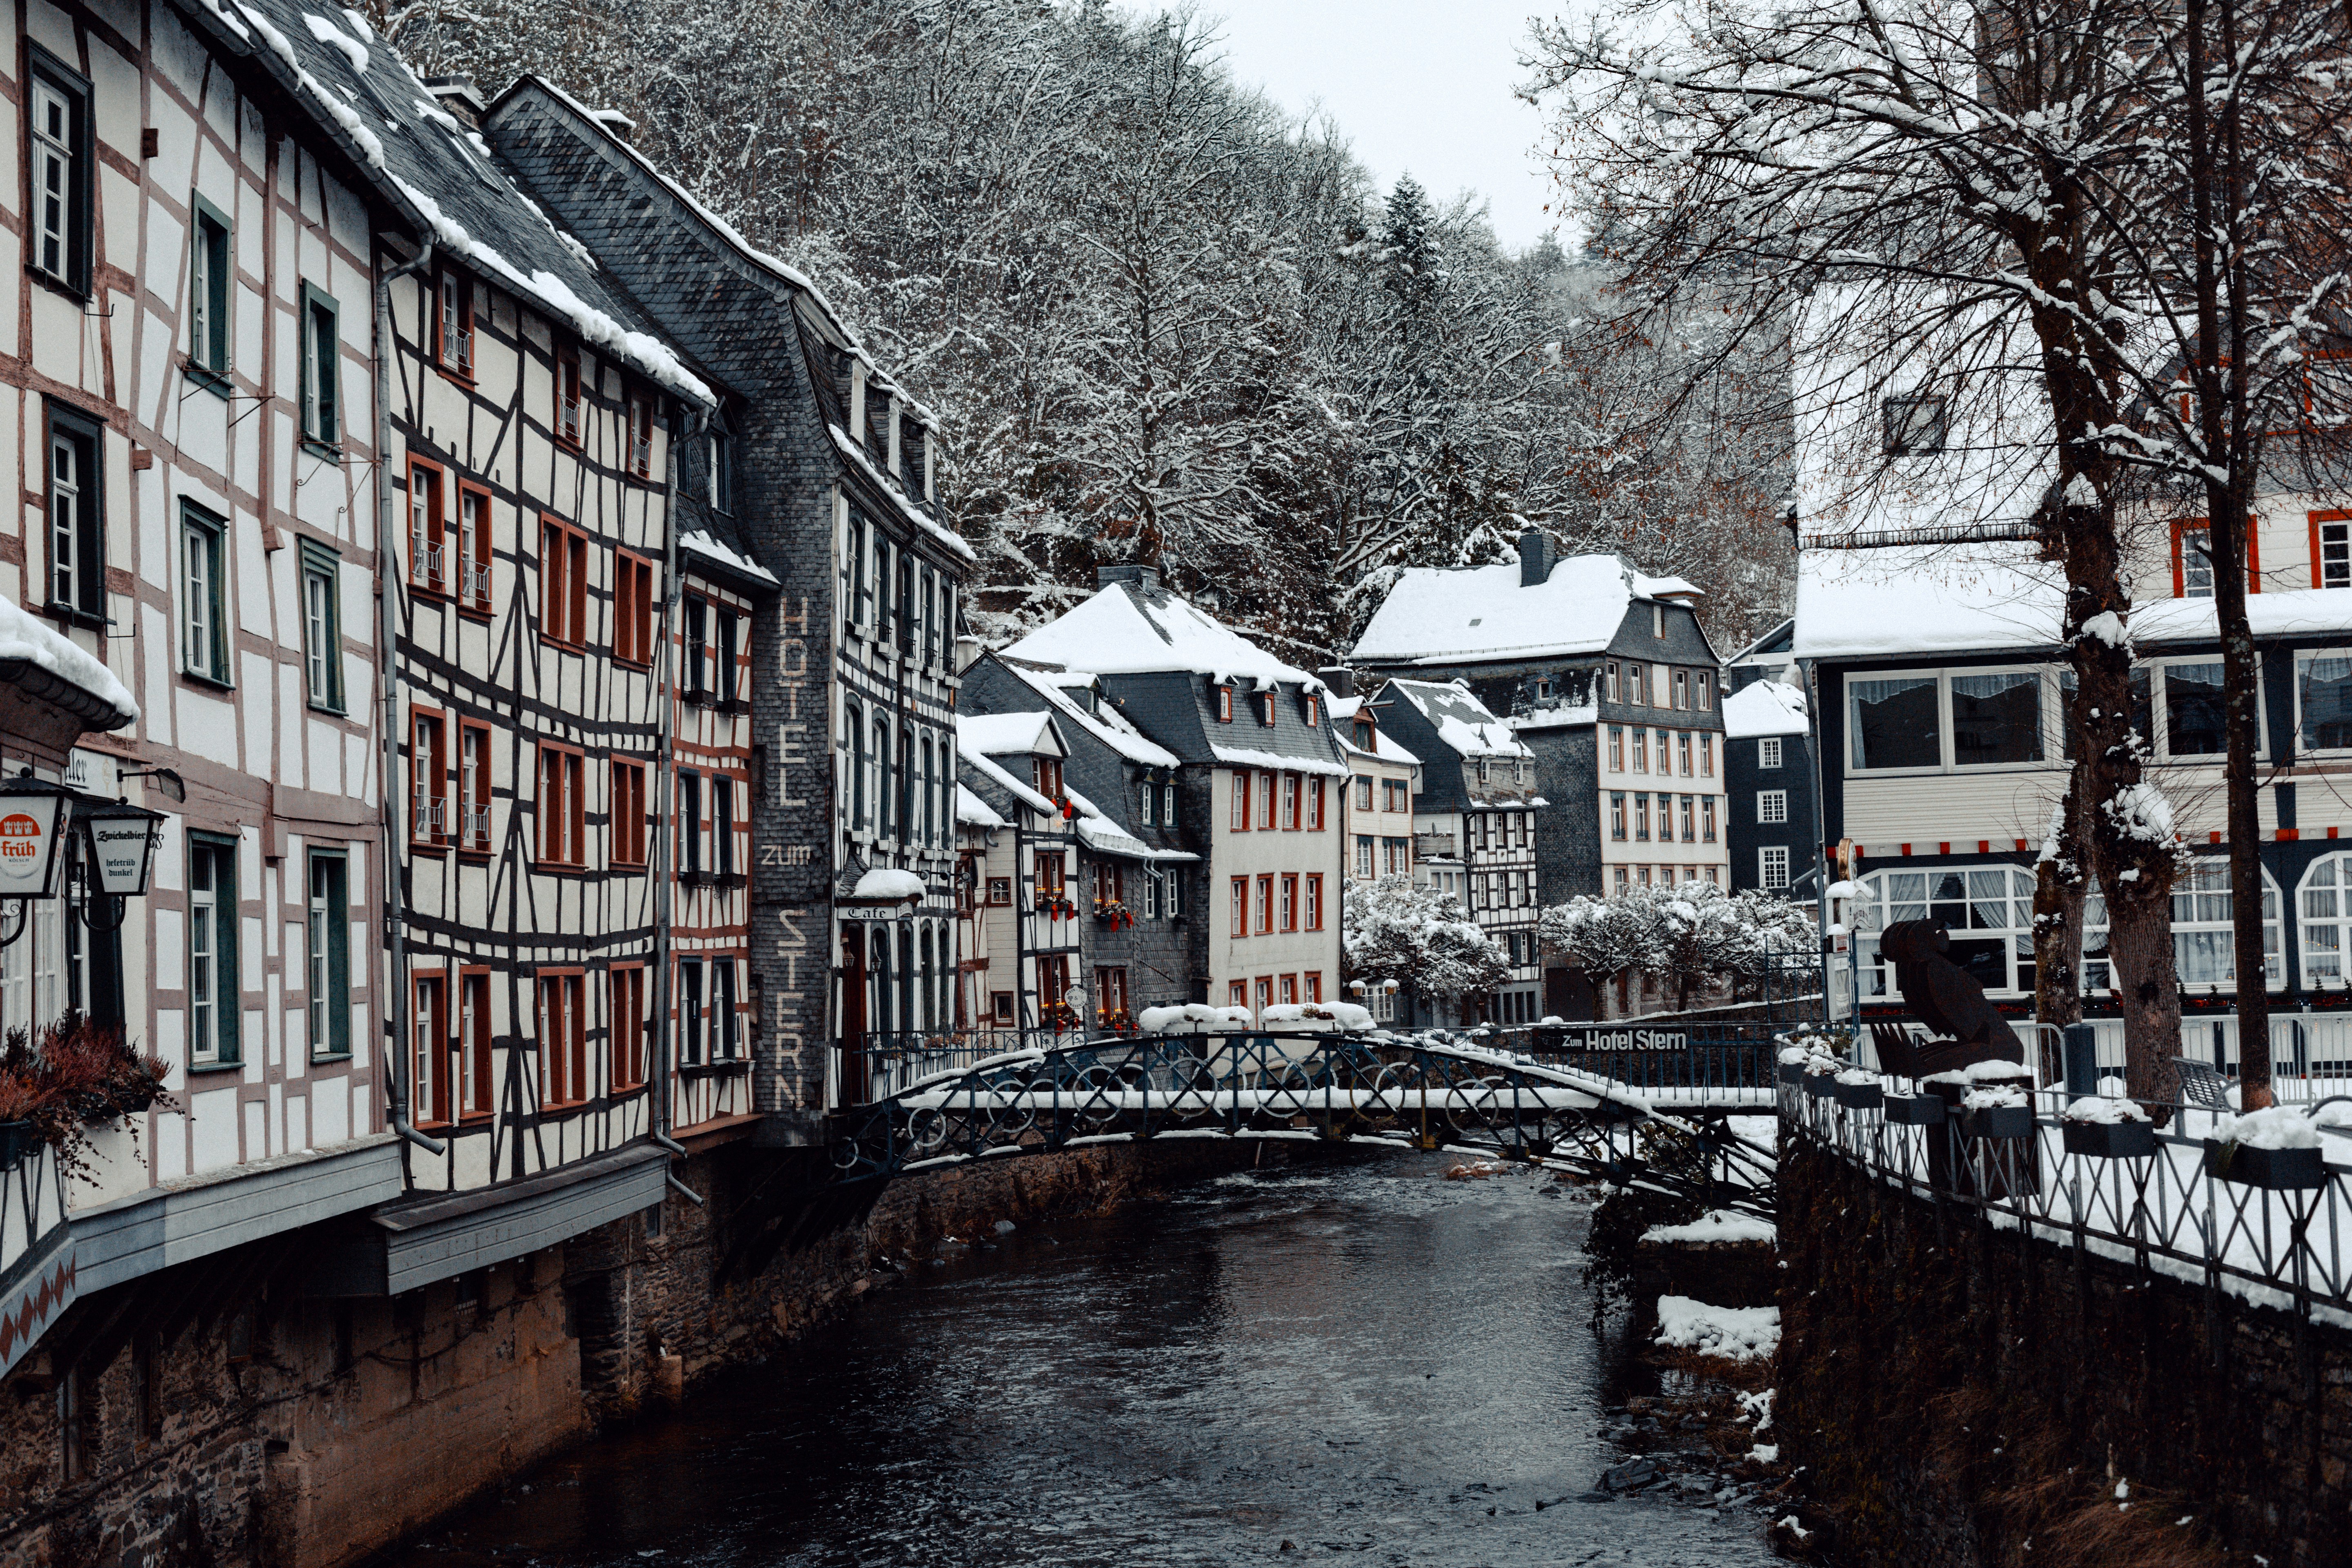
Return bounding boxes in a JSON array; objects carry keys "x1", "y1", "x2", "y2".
[
  {"x1": 1517, "y1": 527, "x2": 1553, "y2": 588},
  {"x1": 953, "y1": 634, "x2": 983, "y2": 674},
  {"x1": 1316, "y1": 666, "x2": 1356, "y2": 699},
  {"x1": 424, "y1": 76, "x2": 488, "y2": 129},
  {"x1": 1096, "y1": 564, "x2": 1161, "y2": 592}
]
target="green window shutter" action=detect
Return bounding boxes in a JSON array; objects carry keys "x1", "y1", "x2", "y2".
[{"x1": 325, "y1": 854, "x2": 350, "y2": 1057}]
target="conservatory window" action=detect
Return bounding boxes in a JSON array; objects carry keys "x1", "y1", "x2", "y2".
[
  {"x1": 2083, "y1": 859, "x2": 2279, "y2": 992},
  {"x1": 2299, "y1": 856, "x2": 2352, "y2": 991},
  {"x1": 1851, "y1": 866, "x2": 2038, "y2": 998},
  {"x1": 1848, "y1": 676, "x2": 1940, "y2": 770}
]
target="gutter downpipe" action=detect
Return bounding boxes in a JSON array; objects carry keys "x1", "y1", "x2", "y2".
[
  {"x1": 376, "y1": 238, "x2": 446, "y2": 1158},
  {"x1": 651, "y1": 404, "x2": 707, "y2": 1204}
]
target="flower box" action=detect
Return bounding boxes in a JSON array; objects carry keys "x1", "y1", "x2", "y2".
[
  {"x1": 1802, "y1": 1074, "x2": 1835, "y2": 1099},
  {"x1": 1777, "y1": 1062, "x2": 1808, "y2": 1086},
  {"x1": 1963, "y1": 1105, "x2": 2034, "y2": 1140},
  {"x1": 1833, "y1": 1078, "x2": 1883, "y2": 1110},
  {"x1": 2201, "y1": 1139, "x2": 2326, "y2": 1190},
  {"x1": 1883, "y1": 1094, "x2": 1946, "y2": 1127},
  {"x1": 2062, "y1": 1120, "x2": 2156, "y2": 1159},
  {"x1": 0, "y1": 1120, "x2": 33, "y2": 1172}
]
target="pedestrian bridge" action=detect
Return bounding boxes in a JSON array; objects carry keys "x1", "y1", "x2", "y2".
[{"x1": 829, "y1": 1027, "x2": 1775, "y2": 1205}]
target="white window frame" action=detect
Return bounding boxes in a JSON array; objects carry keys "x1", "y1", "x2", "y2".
[
  {"x1": 1757, "y1": 790, "x2": 1788, "y2": 824},
  {"x1": 2290, "y1": 648, "x2": 2352, "y2": 757},
  {"x1": 1844, "y1": 666, "x2": 2062, "y2": 777},
  {"x1": 1759, "y1": 736, "x2": 1782, "y2": 770},
  {"x1": 2150, "y1": 654, "x2": 2265, "y2": 762}
]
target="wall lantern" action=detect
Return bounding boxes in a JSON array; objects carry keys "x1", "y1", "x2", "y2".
[
  {"x1": 80, "y1": 797, "x2": 166, "y2": 899},
  {"x1": 0, "y1": 774, "x2": 77, "y2": 902}
]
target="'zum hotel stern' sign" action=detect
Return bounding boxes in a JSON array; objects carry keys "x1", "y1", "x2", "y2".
[{"x1": 1554, "y1": 1025, "x2": 1692, "y2": 1051}]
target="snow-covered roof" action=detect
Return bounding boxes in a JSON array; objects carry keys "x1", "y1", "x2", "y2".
[
  {"x1": 1210, "y1": 745, "x2": 1351, "y2": 778},
  {"x1": 0, "y1": 596, "x2": 136, "y2": 729},
  {"x1": 994, "y1": 662, "x2": 1181, "y2": 768},
  {"x1": 956, "y1": 782, "x2": 1006, "y2": 829},
  {"x1": 1383, "y1": 680, "x2": 1532, "y2": 760},
  {"x1": 1340, "y1": 726, "x2": 1421, "y2": 767},
  {"x1": 1065, "y1": 786, "x2": 1198, "y2": 862},
  {"x1": 1724, "y1": 679, "x2": 1810, "y2": 739},
  {"x1": 200, "y1": 0, "x2": 714, "y2": 408},
  {"x1": 958, "y1": 711, "x2": 1061, "y2": 757},
  {"x1": 1001, "y1": 579, "x2": 1316, "y2": 688},
  {"x1": 1352, "y1": 554, "x2": 1701, "y2": 666},
  {"x1": 958, "y1": 743, "x2": 1057, "y2": 817},
  {"x1": 849, "y1": 867, "x2": 925, "y2": 902},
  {"x1": 679, "y1": 529, "x2": 777, "y2": 587},
  {"x1": 827, "y1": 425, "x2": 975, "y2": 564}
]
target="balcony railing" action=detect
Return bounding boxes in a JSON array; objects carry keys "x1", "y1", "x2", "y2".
[
  {"x1": 413, "y1": 795, "x2": 445, "y2": 837},
  {"x1": 1412, "y1": 833, "x2": 1457, "y2": 860}
]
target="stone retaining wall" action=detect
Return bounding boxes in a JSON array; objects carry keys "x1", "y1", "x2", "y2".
[{"x1": 1781, "y1": 1133, "x2": 2351, "y2": 1568}]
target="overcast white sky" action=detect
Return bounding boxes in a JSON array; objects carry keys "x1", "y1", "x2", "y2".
[{"x1": 1201, "y1": 0, "x2": 1568, "y2": 255}]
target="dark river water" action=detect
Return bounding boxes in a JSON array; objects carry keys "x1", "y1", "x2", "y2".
[{"x1": 392, "y1": 1153, "x2": 1782, "y2": 1568}]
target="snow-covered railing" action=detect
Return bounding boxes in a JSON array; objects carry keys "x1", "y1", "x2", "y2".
[{"x1": 1786, "y1": 1070, "x2": 2352, "y2": 1324}]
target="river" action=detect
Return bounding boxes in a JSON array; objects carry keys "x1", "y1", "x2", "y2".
[{"x1": 388, "y1": 1152, "x2": 1783, "y2": 1567}]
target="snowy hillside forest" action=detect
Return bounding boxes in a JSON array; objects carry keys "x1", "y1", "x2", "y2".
[{"x1": 371, "y1": 0, "x2": 1793, "y2": 661}]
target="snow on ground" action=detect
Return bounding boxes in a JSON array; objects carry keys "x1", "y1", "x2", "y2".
[
  {"x1": 1655, "y1": 1296, "x2": 1781, "y2": 1361},
  {"x1": 1641, "y1": 1210, "x2": 1777, "y2": 1245}
]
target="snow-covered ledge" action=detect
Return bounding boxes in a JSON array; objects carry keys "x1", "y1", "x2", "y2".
[{"x1": 0, "y1": 596, "x2": 137, "y2": 733}]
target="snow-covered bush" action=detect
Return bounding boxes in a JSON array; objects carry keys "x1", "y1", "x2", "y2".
[
  {"x1": 1341, "y1": 876, "x2": 1512, "y2": 1001},
  {"x1": 1541, "y1": 883, "x2": 1815, "y2": 1009}
]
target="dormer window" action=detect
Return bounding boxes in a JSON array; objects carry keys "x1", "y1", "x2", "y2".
[
  {"x1": 1033, "y1": 756, "x2": 1063, "y2": 802},
  {"x1": 1653, "y1": 604, "x2": 1665, "y2": 639},
  {"x1": 1697, "y1": 671, "x2": 1713, "y2": 710},
  {"x1": 1354, "y1": 720, "x2": 1373, "y2": 750},
  {"x1": 1216, "y1": 684, "x2": 1234, "y2": 722},
  {"x1": 1303, "y1": 695, "x2": 1319, "y2": 727},
  {"x1": 1477, "y1": 757, "x2": 1490, "y2": 784},
  {"x1": 1674, "y1": 670, "x2": 1689, "y2": 709},
  {"x1": 434, "y1": 269, "x2": 474, "y2": 376},
  {"x1": 1260, "y1": 693, "x2": 1277, "y2": 726},
  {"x1": 1535, "y1": 677, "x2": 1553, "y2": 702}
]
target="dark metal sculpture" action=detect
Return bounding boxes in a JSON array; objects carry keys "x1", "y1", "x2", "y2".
[{"x1": 1875, "y1": 920, "x2": 2027, "y2": 1077}]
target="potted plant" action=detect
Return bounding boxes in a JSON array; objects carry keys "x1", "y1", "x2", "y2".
[
  {"x1": 0, "y1": 1066, "x2": 48, "y2": 1171},
  {"x1": 1832, "y1": 1067, "x2": 1883, "y2": 1110},
  {"x1": 2060, "y1": 1095, "x2": 2156, "y2": 1158},
  {"x1": 1776, "y1": 1045, "x2": 1810, "y2": 1086},
  {"x1": 2202, "y1": 1107, "x2": 2327, "y2": 1190}
]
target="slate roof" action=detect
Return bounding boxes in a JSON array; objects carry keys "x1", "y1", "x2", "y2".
[
  {"x1": 1723, "y1": 679, "x2": 1811, "y2": 739},
  {"x1": 174, "y1": 0, "x2": 715, "y2": 411},
  {"x1": 960, "y1": 654, "x2": 1197, "y2": 860}
]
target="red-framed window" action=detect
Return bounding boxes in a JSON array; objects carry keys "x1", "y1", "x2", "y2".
[
  {"x1": 457, "y1": 720, "x2": 491, "y2": 854},
  {"x1": 556, "y1": 343, "x2": 584, "y2": 446},
  {"x1": 610, "y1": 962, "x2": 647, "y2": 1089},
  {"x1": 611, "y1": 757, "x2": 648, "y2": 866},
  {"x1": 1282, "y1": 773, "x2": 1301, "y2": 830},
  {"x1": 1035, "y1": 853, "x2": 1066, "y2": 907},
  {"x1": 1304, "y1": 971, "x2": 1323, "y2": 1003},
  {"x1": 1307, "y1": 777, "x2": 1327, "y2": 831},
  {"x1": 454, "y1": 481, "x2": 492, "y2": 612},
  {"x1": 2312, "y1": 510, "x2": 2352, "y2": 590},
  {"x1": 1305, "y1": 874, "x2": 1324, "y2": 931},
  {"x1": 1229, "y1": 877, "x2": 1246, "y2": 938},
  {"x1": 407, "y1": 457, "x2": 445, "y2": 594},
  {"x1": 1255, "y1": 772, "x2": 1275, "y2": 831},
  {"x1": 1228, "y1": 980, "x2": 1247, "y2": 1009},
  {"x1": 537, "y1": 969, "x2": 588, "y2": 1108},
  {"x1": 433, "y1": 268, "x2": 474, "y2": 378},
  {"x1": 2171, "y1": 515, "x2": 2259, "y2": 599},
  {"x1": 1259, "y1": 692, "x2": 1277, "y2": 726},
  {"x1": 1255, "y1": 874, "x2": 1274, "y2": 934},
  {"x1": 1279, "y1": 973, "x2": 1297, "y2": 1007},
  {"x1": 1254, "y1": 976, "x2": 1272, "y2": 1016},
  {"x1": 1230, "y1": 771, "x2": 1250, "y2": 831},
  {"x1": 1032, "y1": 756, "x2": 1063, "y2": 803},
  {"x1": 1216, "y1": 685, "x2": 1234, "y2": 723},
  {"x1": 1279, "y1": 873, "x2": 1297, "y2": 931},
  {"x1": 413, "y1": 972, "x2": 450, "y2": 1126},
  {"x1": 614, "y1": 549, "x2": 655, "y2": 666},
  {"x1": 410, "y1": 708, "x2": 447, "y2": 846},
  {"x1": 541, "y1": 516, "x2": 589, "y2": 644},
  {"x1": 537, "y1": 742, "x2": 586, "y2": 867},
  {"x1": 459, "y1": 966, "x2": 492, "y2": 1118}
]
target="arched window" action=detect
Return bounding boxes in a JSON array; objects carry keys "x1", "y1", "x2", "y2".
[
  {"x1": 871, "y1": 926, "x2": 893, "y2": 1036},
  {"x1": 898, "y1": 727, "x2": 914, "y2": 844},
  {"x1": 918, "y1": 927, "x2": 935, "y2": 1033},
  {"x1": 877, "y1": 716, "x2": 895, "y2": 837},
  {"x1": 898, "y1": 924, "x2": 916, "y2": 1040},
  {"x1": 846, "y1": 702, "x2": 866, "y2": 829},
  {"x1": 2297, "y1": 855, "x2": 2352, "y2": 990},
  {"x1": 2087, "y1": 855, "x2": 2279, "y2": 991},
  {"x1": 920, "y1": 737, "x2": 935, "y2": 846},
  {"x1": 1850, "y1": 864, "x2": 2038, "y2": 998}
]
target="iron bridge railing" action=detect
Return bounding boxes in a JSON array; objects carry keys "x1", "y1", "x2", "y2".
[
  {"x1": 831, "y1": 1029, "x2": 1776, "y2": 1215},
  {"x1": 1788, "y1": 1072, "x2": 2352, "y2": 1321}
]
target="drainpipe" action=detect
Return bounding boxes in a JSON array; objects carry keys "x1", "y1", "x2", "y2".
[
  {"x1": 376, "y1": 238, "x2": 445, "y2": 1158},
  {"x1": 650, "y1": 404, "x2": 706, "y2": 1204}
]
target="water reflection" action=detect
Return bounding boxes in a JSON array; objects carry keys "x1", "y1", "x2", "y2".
[{"x1": 390, "y1": 1154, "x2": 1780, "y2": 1567}]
